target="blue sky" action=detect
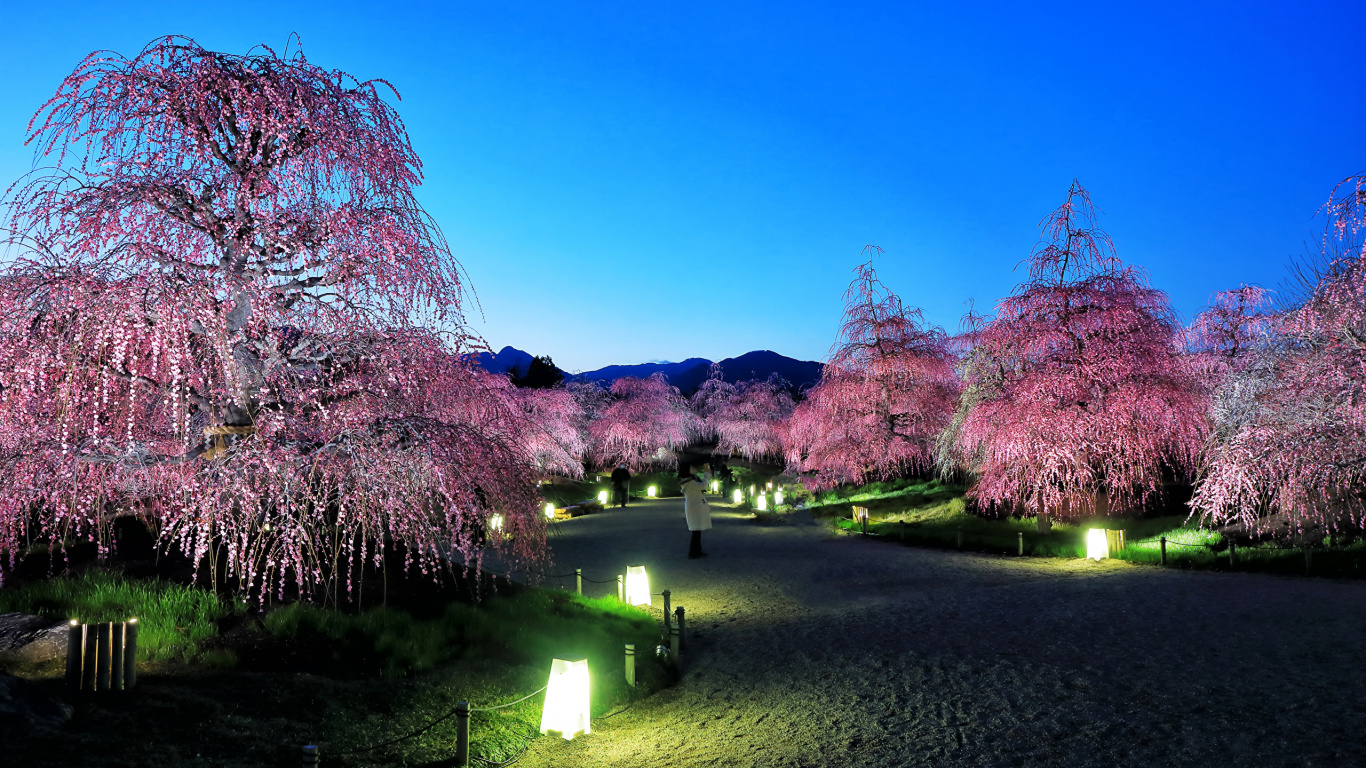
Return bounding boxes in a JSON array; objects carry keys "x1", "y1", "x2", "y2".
[{"x1": 2, "y1": 1, "x2": 1362, "y2": 372}]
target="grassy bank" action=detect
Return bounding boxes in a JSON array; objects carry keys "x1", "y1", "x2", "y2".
[
  {"x1": 797, "y1": 478, "x2": 1366, "y2": 578},
  {"x1": 1, "y1": 570, "x2": 671, "y2": 767}
]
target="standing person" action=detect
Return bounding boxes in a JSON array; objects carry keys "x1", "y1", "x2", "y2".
[
  {"x1": 679, "y1": 463, "x2": 712, "y2": 558},
  {"x1": 610, "y1": 463, "x2": 631, "y2": 508}
]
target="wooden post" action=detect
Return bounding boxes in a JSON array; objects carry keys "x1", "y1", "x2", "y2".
[
  {"x1": 1305, "y1": 542, "x2": 1313, "y2": 575},
  {"x1": 95, "y1": 622, "x2": 112, "y2": 691},
  {"x1": 957, "y1": 527, "x2": 963, "y2": 548},
  {"x1": 81, "y1": 624, "x2": 98, "y2": 692},
  {"x1": 662, "y1": 590, "x2": 672, "y2": 631},
  {"x1": 124, "y1": 619, "x2": 138, "y2": 689},
  {"x1": 110, "y1": 622, "x2": 125, "y2": 691},
  {"x1": 899, "y1": 520, "x2": 905, "y2": 541},
  {"x1": 1228, "y1": 540, "x2": 1237, "y2": 568},
  {"x1": 1160, "y1": 536, "x2": 1167, "y2": 566},
  {"x1": 575, "y1": 568, "x2": 583, "y2": 596},
  {"x1": 65, "y1": 621, "x2": 82, "y2": 691},
  {"x1": 675, "y1": 606, "x2": 686, "y2": 650},
  {"x1": 617, "y1": 574, "x2": 624, "y2": 601},
  {"x1": 301, "y1": 745, "x2": 319, "y2": 767},
  {"x1": 625, "y1": 643, "x2": 636, "y2": 687},
  {"x1": 455, "y1": 701, "x2": 470, "y2": 767},
  {"x1": 670, "y1": 622, "x2": 680, "y2": 661},
  {"x1": 1018, "y1": 532, "x2": 1024, "y2": 556}
]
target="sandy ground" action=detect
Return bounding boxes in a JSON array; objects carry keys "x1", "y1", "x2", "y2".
[{"x1": 512, "y1": 496, "x2": 1366, "y2": 768}]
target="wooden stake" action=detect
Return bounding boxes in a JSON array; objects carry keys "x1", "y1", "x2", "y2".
[
  {"x1": 110, "y1": 622, "x2": 125, "y2": 691},
  {"x1": 95, "y1": 622, "x2": 112, "y2": 691},
  {"x1": 124, "y1": 619, "x2": 138, "y2": 689},
  {"x1": 81, "y1": 624, "x2": 97, "y2": 692},
  {"x1": 625, "y1": 643, "x2": 636, "y2": 687}
]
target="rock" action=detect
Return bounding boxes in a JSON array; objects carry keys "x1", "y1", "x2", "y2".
[
  {"x1": 0, "y1": 672, "x2": 73, "y2": 737},
  {"x1": 0, "y1": 613, "x2": 68, "y2": 664}
]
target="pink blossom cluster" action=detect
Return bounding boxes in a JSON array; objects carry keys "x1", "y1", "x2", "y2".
[{"x1": 0, "y1": 38, "x2": 547, "y2": 592}]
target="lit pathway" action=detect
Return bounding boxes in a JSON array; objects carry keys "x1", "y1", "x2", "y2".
[{"x1": 519, "y1": 496, "x2": 1366, "y2": 767}]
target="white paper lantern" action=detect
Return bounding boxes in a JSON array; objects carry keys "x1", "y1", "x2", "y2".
[
  {"x1": 624, "y1": 565, "x2": 651, "y2": 607},
  {"x1": 540, "y1": 658, "x2": 591, "y2": 740}
]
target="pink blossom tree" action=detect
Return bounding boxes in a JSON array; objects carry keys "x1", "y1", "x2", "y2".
[
  {"x1": 1191, "y1": 174, "x2": 1366, "y2": 534},
  {"x1": 0, "y1": 37, "x2": 545, "y2": 594},
  {"x1": 948, "y1": 182, "x2": 1206, "y2": 524},
  {"x1": 784, "y1": 249, "x2": 959, "y2": 488},
  {"x1": 693, "y1": 366, "x2": 795, "y2": 461},
  {"x1": 589, "y1": 374, "x2": 703, "y2": 470},
  {"x1": 500, "y1": 379, "x2": 588, "y2": 479},
  {"x1": 1185, "y1": 285, "x2": 1276, "y2": 390}
]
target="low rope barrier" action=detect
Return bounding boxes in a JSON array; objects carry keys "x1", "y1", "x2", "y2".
[{"x1": 324, "y1": 684, "x2": 548, "y2": 760}]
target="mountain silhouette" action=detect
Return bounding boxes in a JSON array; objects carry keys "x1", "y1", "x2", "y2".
[{"x1": 478, "y1": 347, "x2": 824, "y2": 394}]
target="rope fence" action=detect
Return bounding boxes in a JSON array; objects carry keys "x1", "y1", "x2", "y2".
[{"x1": 303, "y1": 563, "x2": 686, "y2": 767}]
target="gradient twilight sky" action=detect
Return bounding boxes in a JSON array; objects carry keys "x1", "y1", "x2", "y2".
[{"x1": 2, "y1": 1, "x2": 1363, "y2": 372}]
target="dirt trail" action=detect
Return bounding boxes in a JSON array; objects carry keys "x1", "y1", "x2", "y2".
[{"x1": 518, "y1": 497, "x2": 1366, "y2": 767}]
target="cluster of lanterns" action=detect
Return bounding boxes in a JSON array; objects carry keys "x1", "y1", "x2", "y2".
[{"x1": 542, "y1": 562, "x2": 652, "y2": 740}]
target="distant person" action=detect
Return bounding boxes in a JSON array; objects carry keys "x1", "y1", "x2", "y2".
[
  {"x1": 611, "y1": 463, "x2": 631, "y2": 508},
  {"x1": 679, "y1": 463, "x2": 712, "y2": 558}
]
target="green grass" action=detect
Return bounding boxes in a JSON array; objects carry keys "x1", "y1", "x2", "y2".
[
  {"x1": 0, "y1": 570, "x2": 239, "y2": 662},
  {"x1": 806, "y1": 478, "x2": 1366, "y2": 577},
  {"x1": 2, "y1": 570, "x2": 673, "y2": 766}
]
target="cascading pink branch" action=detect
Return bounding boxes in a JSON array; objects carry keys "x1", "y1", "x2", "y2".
[
  {"x1": 949, "y1": 181, "x2": 1206, "y2": 520},
  {"x1": 784, "y1": 249, "x2": 959, "y2": 489},
  {"x1": 1185, "y1": 285, "x2": 1276, "y2": 391},
  {"x1": 693, "y1": 365, "x2": 795, "y2": 461},
  {"x1": 499, "y1": 379, "x2": 588, "y2": 479},
  {"x1": 0, "y1": 37, "x2": 545, "y2": 593},
  {"x1": 1191, "y1": 174, "x2": 1366, "y2": 533},
  {"x1": 588, "y1": 374, "x2": 703, "y2": 471}
]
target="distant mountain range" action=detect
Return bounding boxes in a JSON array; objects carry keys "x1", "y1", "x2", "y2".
[{"x1": 475, "y1": 346, "x2": 823, "y2": 394}]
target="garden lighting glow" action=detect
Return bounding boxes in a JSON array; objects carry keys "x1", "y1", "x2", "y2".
[
  {"x1": 624, "y1": 565, "x2": 651, "y2": 607},
  {"x1": 489, "y1": 513, "x2": 504, "y2": 532},
  {"x1": 1086, "y1": 528, "x2": 1109, "y2": 560},
  {"x1": 711, "y1": 480, "x2": 720, "y2": 493},
  {"x1": 733, "y1": 489, "x2": 744, "y2": 504},
  {"x1": 540, "y1": 658, "x2": 591, "y2": 740},
  {"x1": 544, "y1": 503, "x2": 555, "y2": 520},
  {"x1": 647, "y1": 485, "x2": 657, "y2": 497},
  {"x1": 597, "y1": 490, "x2": 608, "y2": 505},
  {"x1": 756, "y1": 494, "x2": 768, "y2": 511},
  {"x1": 774, "y1": 490, "x2": 784, "y2": 505},
  {"x1": 750, "y1": 484, "x2": 756, "y2": 496}
]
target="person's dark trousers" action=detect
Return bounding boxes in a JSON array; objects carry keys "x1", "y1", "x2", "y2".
[
  {"x1": 688, "y1": 530, "x2": 703, "y2": 558},
  {"x1": 614, "y1": 486, "x2": 627, "y2": 507}
]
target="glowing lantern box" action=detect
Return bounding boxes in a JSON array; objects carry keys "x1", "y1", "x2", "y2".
[
  {"x1": 756, "y1": 494, "x2": 768, "y2": 511},
  {"x1": 624, "y1": 565, "x2": 651, "y2": 607},
  {"x1": 1085, "y1": 528, "x2": 1108, "y2": 560},
  {"x1": 540, "y1": 658, "x2": 591, "y2": 740},
  {"x1": 489, "y1": 513, "x2": 505, "y2": 533},
  {"x1": 597, "y1": 490, "x2": 609, "y2": 506},
  {"x1": 544, "y1": 503, "x2": 556, "y2": 520},
  {"x1": 774, "y1": 490, "x2": 784, "y2": 505},
  {"x1": 732, "y1": 489, "x2": 744, "y2": 504},
  {"x1": 1085, "y1": 529, "x2": 1127, "y2": 560},
  {"x1": 647, "y1": 485, "x2": 658, "y2": 498},
  {"x1": 710, "y1": 480, "x2": 720, "y2": 493}
]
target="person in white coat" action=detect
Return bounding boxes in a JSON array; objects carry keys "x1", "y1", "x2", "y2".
[{"x1": 679, "y1": 463, "x2": 712, "y2": 558}]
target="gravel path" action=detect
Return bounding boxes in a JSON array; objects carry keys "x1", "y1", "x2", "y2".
[{"x1": 517, "y1": 497, "x2": 1366, "y2": 767}]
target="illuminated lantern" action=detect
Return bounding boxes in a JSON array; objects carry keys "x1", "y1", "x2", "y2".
[
  {"x1": 489, "y1": 513, "x2": 505, "y2": 532},
  {"x1": 647, "y1": 485, "x2": 658, "y2": 498},
  {"x1": 624, "y1": 565, "x2": 651, "y2": 607},
  {"x1": 756, "y1": 494, "x2": 768, "y2": 511},
  {"x1": 1086, "y1": 528, "x2": 1109, "y2": 560},
  {"x1": 766, "y1": 481, "x2": 773, "y2": 490},
  {"x1": 540, "y1": 658, "x2": 591, "y2": 739},
  {"x1": 544, "y1": 503, "x2": 556, "y2": 520},
  {"x1": 597, "y1": 490, "x2": 609, "y2": 505},
  {"x1": 710, "y1": 480, "x2": 720, "y2": 493},
  {"x1": 774, "y1": 490, "x2": 784, "y2": 505},
  {"x1": 749, "y1": 484, "x2": 756, "y2": 496},
  {"x1": 732, "y1": 489, "x2": 744, "y2": 504}
]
